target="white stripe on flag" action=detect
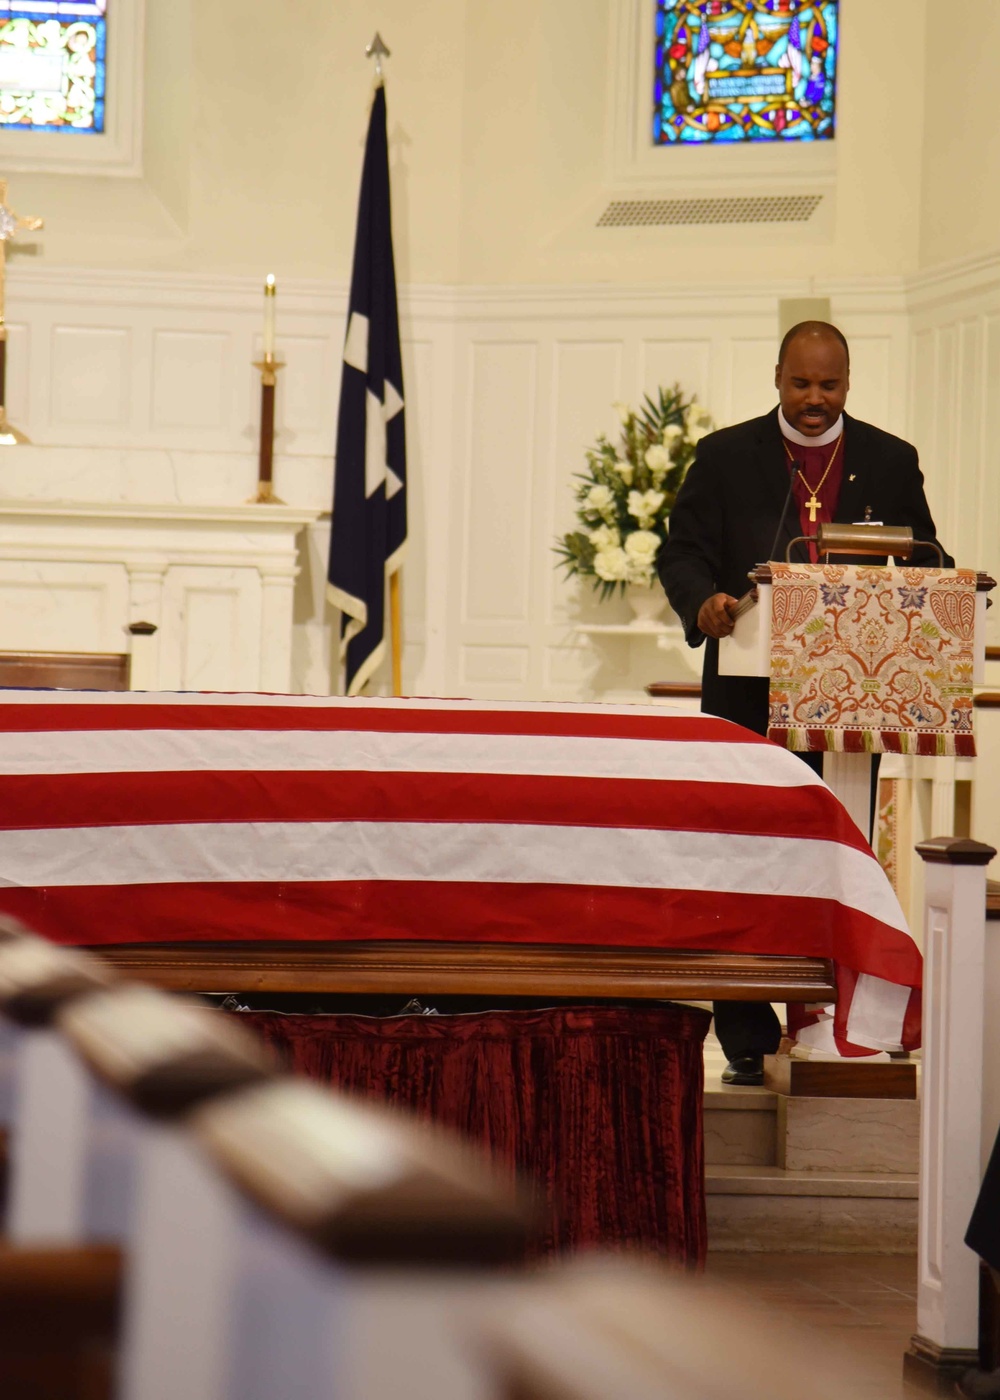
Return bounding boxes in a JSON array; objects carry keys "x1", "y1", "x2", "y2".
[
  {"x1": 0, "y1": 728, "x2": 825, "y2": 788},
  {"x1": 0, "y1": 820, "x2": 910, "y2": 928},
  {"x1": 844, "y1": 972, "x2": 912, "y2": 1051},
  {"x1": 0, "y1": 690, "x2": 713, "y2": 721}
]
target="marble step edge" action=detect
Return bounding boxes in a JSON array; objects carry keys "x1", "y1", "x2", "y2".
[
  {"x1": 704, "y1": 1085, "x2": 778, "y2": 1111},
  {"x1": 706, "y1": 1165, "x2": 918, "y2": 1199},
  {"x1": 704, "y1": 1084, "x2": 921, "y2": 1111}
]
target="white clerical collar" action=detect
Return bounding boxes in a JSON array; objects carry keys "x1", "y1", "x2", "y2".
[{"x1": 778, "y1": 407, "x2": 844, "y2": 448}]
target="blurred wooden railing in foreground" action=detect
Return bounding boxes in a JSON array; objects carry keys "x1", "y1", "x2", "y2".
[{"x1": 0, "y1": 917, "x2": 907, "y2": 1400}]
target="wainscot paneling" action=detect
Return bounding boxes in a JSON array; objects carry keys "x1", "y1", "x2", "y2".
[
  {"x1": 462, "y1": 340, "x2": 538, "y2": 626},
  {"x1": 1, "y1": 267, "x2": 913, "y2": 703},
  {"x1": 908, "y1": 251, "x2": 1000, "y2": 640},
  {"x1": 0, "y1": 560, "x2": 129, "y2": 653},
  {"x1": 50, "y1": 325, "x2": 131, "y2": 429},
  {"x1": 151, "y1": 330, "x2": 233, "y2": 432}
]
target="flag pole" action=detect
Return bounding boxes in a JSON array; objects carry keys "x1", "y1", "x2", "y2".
[
  {"x1": 389, "y1": 570, "x2": 402, "y2": 696},
  {"x1": 366, "y1": 30, "x2": 403, "y2": 698},
  {"x1": 331, "y1": 33, "x2": 406, "y2": 697}
]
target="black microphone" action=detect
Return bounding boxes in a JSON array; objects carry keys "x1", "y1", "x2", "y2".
[{"x1": 767, "y1": 462, "x2": 798, "y2": 563}]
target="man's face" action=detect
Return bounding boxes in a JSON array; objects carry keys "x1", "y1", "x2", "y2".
[{"x1": 774, "y1": 333, "x2": 849, "y2": 437}]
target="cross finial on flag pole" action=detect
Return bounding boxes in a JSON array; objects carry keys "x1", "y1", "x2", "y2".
[{"x1": 366, "y1": 32, "x2": 390, "y2": 84}]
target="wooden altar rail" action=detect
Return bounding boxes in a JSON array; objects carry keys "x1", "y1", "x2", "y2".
[
  {"x1": 0, "y1": 649, "x2": 130, "y2": 691},
  {"x1": 95, "y1": 942, "x2": 838, "y2": 1004}
]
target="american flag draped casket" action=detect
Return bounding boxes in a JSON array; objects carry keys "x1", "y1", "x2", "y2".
[{"x1": 0, "y1": 691, "x2": 920, "y2": 1058}]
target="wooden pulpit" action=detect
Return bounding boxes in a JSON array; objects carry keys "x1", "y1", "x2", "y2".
[{"x1": 718, "y1": 524, "x2": 994, "y2": 841}]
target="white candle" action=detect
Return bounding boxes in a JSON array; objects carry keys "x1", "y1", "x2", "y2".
[{"x1": 263, "y1": 273, "x2": 276, "y2": 358}]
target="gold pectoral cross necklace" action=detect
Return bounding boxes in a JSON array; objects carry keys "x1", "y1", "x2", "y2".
[{"x1": 783, "y1": 433, "x2": 844, "y2": 524}]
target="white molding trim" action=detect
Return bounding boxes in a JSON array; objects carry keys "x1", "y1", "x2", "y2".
[
  {"x1": 0, "y1": 0, "x2": 145, "y2": 178},
  {"x1": 0, "y1": 501, "x2": 321, "y2": 527},
  {"x1": 5, "y1": 264, "x2": 908, "y2": 320},
  {"x1": 907, "y1": 248, "x2": 1000, "y2": 315}
]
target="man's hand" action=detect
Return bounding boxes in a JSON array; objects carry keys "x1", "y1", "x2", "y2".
[{"x1": 697, "y1": 593, "x2": 738, "y2": 639}]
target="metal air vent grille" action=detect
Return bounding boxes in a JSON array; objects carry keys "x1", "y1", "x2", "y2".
[{"x1": 597, "y1": 194, "x2": 823, "y2": 228}]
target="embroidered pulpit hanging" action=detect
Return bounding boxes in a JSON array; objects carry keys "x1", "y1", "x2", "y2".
[{"x1": 767, "y1": 564, "x2": 977, "y2": 757}]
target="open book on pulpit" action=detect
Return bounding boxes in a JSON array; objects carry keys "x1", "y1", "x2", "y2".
[{"x1": 719, "y1": 523, "x2": 996, "y2": 840}]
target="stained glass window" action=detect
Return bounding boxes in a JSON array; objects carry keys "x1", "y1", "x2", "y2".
[
  {"x1": 0, "y1": 0, "x2": 106, "y2": 134},
  {"x1": 654, "y1": 1, "x2": 838, "y2": 146}
]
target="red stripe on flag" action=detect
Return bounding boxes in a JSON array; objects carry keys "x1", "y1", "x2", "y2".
[
  {"x1": 0, "y1": 770, "x2": 874, "y2": 853},
  {"x1": 0, "y1": 880, "x2": 921, "y2": 990},
  {"x1": 0, "y1": 701, "x2": 764, "y2": 744}
]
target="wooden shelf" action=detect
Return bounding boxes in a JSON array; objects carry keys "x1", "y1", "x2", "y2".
[
  {"x1": 574, "y1": 623, "x2": 672, "y2": 637},
  {"x1": 645, "y1": 681, "x2": 702, "y2": 699}
]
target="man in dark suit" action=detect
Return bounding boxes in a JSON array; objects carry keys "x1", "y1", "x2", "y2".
[{"x1": 657, "y1": 320, "x2": 951, "y2": 1085}]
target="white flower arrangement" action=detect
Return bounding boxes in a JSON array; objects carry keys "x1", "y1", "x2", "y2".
[{"x1": 554, "y1": 386, "x2": 713, "y2": 599}]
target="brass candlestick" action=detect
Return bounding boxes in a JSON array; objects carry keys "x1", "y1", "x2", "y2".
[
  {"x1": 250, "y1": 350, "x2": 285, "y2": 503},
  {"x1": 250, "y1": 273, "x2": 285, "y2": 503}
]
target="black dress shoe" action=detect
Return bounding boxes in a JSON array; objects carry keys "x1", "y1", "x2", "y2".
[
  {"x1": 721, "y1": 1055, "x2": 764, "y2": 1086},
  {"x1": 956, "y1": 1367, "x2": 1000, "y2": 1397}
]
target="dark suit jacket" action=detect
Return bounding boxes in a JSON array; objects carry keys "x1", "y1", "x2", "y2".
[{"x1": 657, "y1": 406, "x2": 953, "y2": 735}]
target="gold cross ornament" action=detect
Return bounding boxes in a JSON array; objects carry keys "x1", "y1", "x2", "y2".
[{"x1": 0, "y1": 180, "x2": 42, "y2": 446}]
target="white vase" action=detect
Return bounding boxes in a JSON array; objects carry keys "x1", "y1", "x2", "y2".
[{"x1": 626, "y1": 583, "x2": 667, "y2": 628}]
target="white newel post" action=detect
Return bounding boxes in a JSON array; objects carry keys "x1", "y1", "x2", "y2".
[{"x1": 906, "y1": 835, "x2": 997, "y2": 1390}]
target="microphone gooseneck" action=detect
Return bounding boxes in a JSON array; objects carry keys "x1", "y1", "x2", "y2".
[{"x1": 767, "y1": 462, "x2": 798, "y2": 564}]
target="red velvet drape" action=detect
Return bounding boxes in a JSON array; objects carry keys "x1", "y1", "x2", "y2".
[{"x1": 240, "y1": 1003, "x2": 710, "y2": 1264}]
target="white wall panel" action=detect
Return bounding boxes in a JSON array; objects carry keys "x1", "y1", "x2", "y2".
[
  {"x1": 6, "y1": 322, "x2": 29, "y2": 425},
  {"x1": 727, "y1": 339, "x2": 776, "y2": 427},
  {"x1": 910, "y1": 328, "x2": 937, "y2": 479},
  {"x1": 844, "y1": 336, "x2": 891, "y2": 432},
  {"x1": 547, "y1": 339, "x2": 624, "y2": 623},
  {"x1": 639, "y1": 339, "x2": 711, "y2": 409},
  {"x1": 151, "y1": 330, "x2": 231, "y2": 431},
  {"x1": 462, "y1": 341, "x2": 537, "y2": 625},
  {"x1": 50, "y1": 326, "x2": 130, "y2": 427},
  {"x1": 459, "y1": 644, "x2": 529, "y2": 687},
  {"x1": 399, "y1": 339, "x2": 433, "y2": 630},
  {"x1": 909, "y1": 257, "x2": 1000, "y2": 642},
  {"x1": 274, "y1": 334, "x2": 335, "y2": 447},
  {"x1": 0, "y1": 562, "x2": 129, "y2": 653},
  {"x1": 952, "y1": 320, "x2": 984, "y2": 567},
  {"x1": 981, "y1": 315, "x2": 1000, "y2": 574},
  {"x1": 543, "y1": 641, "x2": 598, "y2": 692},
  {"x1": 931, "y1": 326, "x2": 958, "y2": 548},
  {"x1": 160, "y1": 568, "x2": 262, "y2": 692}
]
